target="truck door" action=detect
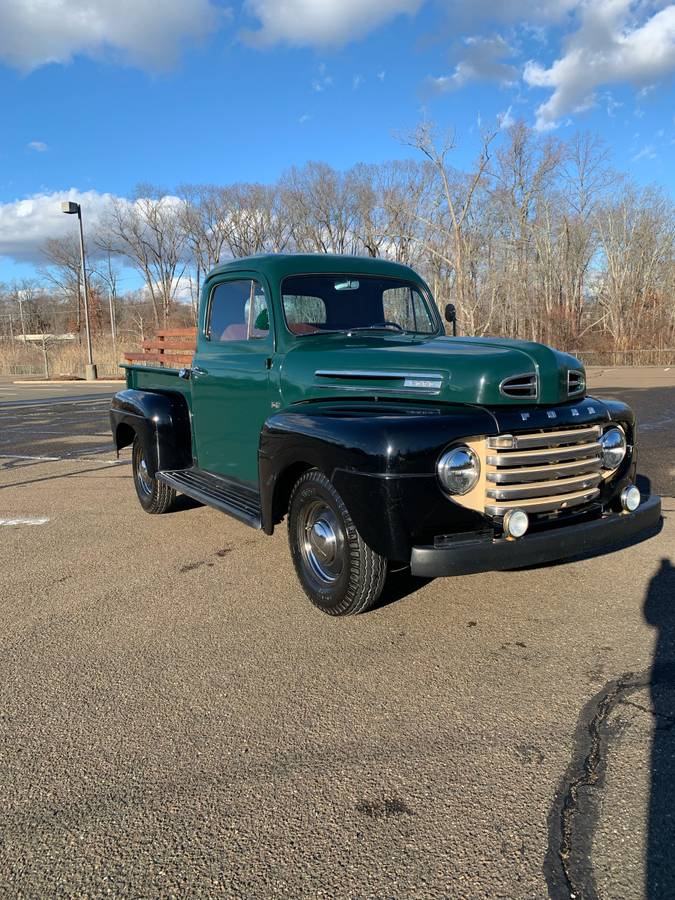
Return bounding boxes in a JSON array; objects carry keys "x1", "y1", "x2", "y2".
[{"x1": 191, "y1": 275, "x2": 275, "y2": 486}]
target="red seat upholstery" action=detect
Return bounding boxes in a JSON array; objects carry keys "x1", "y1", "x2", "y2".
[{"x1": 219, "y1": 323, "x2": 248, "y2": 341}]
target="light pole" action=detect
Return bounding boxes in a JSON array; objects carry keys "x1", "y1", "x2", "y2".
[
  {"x1": 17, "y1": 293, "x2": 26, "y2": 339},
  {"x1": 61, "y1": 200, "x2": 97, "y2": 380}
]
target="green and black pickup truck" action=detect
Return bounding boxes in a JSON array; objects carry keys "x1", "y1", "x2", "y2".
[{"x1": 110, "y1": 254, "x2": 661, "y2": 615}]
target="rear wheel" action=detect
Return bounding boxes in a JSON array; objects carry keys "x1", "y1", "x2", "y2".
[
  {"x1": 132, "y1": 437, "x2": 176, "y2": 514},
  {"x1": 288, "y1": 469, "x2": 387, "y2": 615}
]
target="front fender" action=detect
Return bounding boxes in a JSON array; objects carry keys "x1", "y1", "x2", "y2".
[
  {"x1": 258, "y1": 400, "x2": 497, "y2": 560},
  {"x1": 109, "y1": 389, "x2": 192, "y2": 476}
]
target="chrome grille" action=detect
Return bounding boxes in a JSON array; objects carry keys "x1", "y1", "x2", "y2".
[
  {"x1": 568, "y1": 369, "x2": 585, "y2": 397},
  {"x1": 484, "y1": 424, "x2": 602, "y2": 516},
  {"x1": 500, "y1": 373, "x2": 538, "y2": 399}
]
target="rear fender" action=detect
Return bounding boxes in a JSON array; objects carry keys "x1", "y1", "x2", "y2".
[{"x1": 109, "y1": 389, "x2": 192, "y2": 476}]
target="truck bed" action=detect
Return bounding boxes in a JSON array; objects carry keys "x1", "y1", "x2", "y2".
[{"x1": 121, "y1": 364, "x2": 192, "y2": 405}]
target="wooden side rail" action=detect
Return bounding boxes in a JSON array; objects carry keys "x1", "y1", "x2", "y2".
[{"x1": 123, "y1": 327, "x2": 196, "y2": 368}]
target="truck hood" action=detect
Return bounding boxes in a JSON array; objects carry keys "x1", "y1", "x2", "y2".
[{"x1": 279, "y1": 333, "x2": 585, "y2": 407}]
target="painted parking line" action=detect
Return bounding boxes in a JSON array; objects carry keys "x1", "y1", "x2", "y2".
[
  {"x1": 0, "y1": 452, "x2": 121, "y2": 462},
  {"x1": 0, "y1": 395, "x2": 113, "y2": 410},
  {"x1": 640, "y1": 415, "x2": 675, "y2": 431},
  {"x1": 0, "y1": 516, "x2": 50, "y2": 526},
  {"x1": 0, "y1": 453, "x2": 61, "y2": 461}
]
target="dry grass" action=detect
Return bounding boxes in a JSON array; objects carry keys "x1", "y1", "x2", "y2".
[{"x1": 0, "y1": 337, "x2": 126, "y2": 378}]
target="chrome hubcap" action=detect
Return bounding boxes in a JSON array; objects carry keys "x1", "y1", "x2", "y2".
[
  {"x1": 137, "y1": 454, "x2": 154, "y2": 496},
  {"x1": 298, "y1": 500, "x2": 345, "y2": 584}
]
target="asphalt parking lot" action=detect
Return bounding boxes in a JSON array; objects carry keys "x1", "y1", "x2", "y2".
[{"x1": 0, "y1": 369, "x2": 673, "y2": 899}]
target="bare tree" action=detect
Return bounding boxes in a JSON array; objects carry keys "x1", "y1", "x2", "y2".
[
  {"x1": 41, "y1": 236, "x2": 86, "y2": 336},
  {"x1": 595, "y1": 186, "x2": 675, "y2": 349},
  {"x1": 281, "y1": 162, "x2": 360, "y2": 255},
  {"x1": 104, "y1": 186, "x2": 188, "y2": 326},
  {"x1": 405, "y1": 122, "x2": 497, "y2": 330}
]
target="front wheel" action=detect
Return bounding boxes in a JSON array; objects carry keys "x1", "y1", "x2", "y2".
[
  {"x1": 132, "y1": 437, "x2": 177, "y2": 514},
  {"x1": 288, "y1": 469, "x2": 387, "y2": 615}
]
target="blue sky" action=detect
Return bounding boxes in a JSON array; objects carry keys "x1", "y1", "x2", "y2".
[{"x1": 1, "y1": 0, "x2": 674, "y2": 286}]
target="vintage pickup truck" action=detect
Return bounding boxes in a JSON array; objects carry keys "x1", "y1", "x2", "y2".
[{"x1": 110, "y1": 254, "x2": 661, "y2": 615}]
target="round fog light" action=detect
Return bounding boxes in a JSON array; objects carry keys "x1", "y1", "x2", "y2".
[
  {"x1": 620, "y1": 484, "x2": 641, "y2": 512},
  {"x1": 503, "y1": 508, "x2": 529, "y2": 539}
]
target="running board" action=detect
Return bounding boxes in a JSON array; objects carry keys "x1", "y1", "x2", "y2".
[{"x1": 157, "y1": 467, "x2": 262, "y2": 529}]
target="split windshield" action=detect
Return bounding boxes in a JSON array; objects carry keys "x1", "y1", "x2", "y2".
[{"x1": 281, "y1": 274, "x2": 438, "y2": 337}]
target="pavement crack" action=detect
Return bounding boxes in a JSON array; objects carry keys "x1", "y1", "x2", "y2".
[
  {"x1": 619, "y1": 697, "x2": 675, "y2": 730},
  {"x1": 544, "y1": 670, "x2": 651, "y2": 900}
]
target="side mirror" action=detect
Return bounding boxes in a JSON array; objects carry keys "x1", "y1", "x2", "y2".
[{"x1": 444, "y1": 303, "x2": 457, "y2": 336}]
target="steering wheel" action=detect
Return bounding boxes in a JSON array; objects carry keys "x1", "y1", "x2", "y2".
[{"x1": 366, "y1": 321, "x2": 405, "y2": 331}]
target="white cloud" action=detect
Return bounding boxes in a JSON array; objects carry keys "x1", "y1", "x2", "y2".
[
  {"x1": 632, "y1": 143, "x2": 657, "y2": 161},
  {"x1": 637, "y1": 83, "x2": 658, "y2": 99},
  {"x1": 0, "y1": 189, "x2": 116, "y2": 263},
  {"x1": 377, "y1": 70, "x2": 386, "y2": 81},
  {"x1": 27, "y1": 141, "x2": 48, "y2": 152},
  {"x1": 243, "y1": 0, "x2": 421, "y2": 47},
  {"x1": 312, "y1": 73, "x2": 333, "y2": 92},
  {"x1": 498, "y1": 105, "x2": 515, "y2": 128},
  {"x1": 429, "y1": 35, "x2": 518, "y2": 93},
  {"x1": 298, "y1": 113, "x2": 311, "y2": 124},
  {"x1": 524, "y1": 0, "x2": 675, "y2": 131},
  {"x1": 353, "y1": 73, "x2": 364, "y2": 89},
  {"x1": 0, "y1": 0, "x2": 223, "y2": 72},
  {"x1": 600, "y1": 91, "x2": 622, "y2": 117}
]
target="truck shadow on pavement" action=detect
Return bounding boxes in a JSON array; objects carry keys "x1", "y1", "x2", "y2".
[
  {"x1": 643, "y1": 557, "x2": 675, "y2": 899},
  {"x1": 545, "y1": 557, "x2": 675, "y2": 899},
  {"x1": 372, "y1": 569, "x2": 432, "y2": 611}
]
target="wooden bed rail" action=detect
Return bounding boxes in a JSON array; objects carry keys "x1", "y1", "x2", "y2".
[{"x1": 123, "y1": 327, "x2": 196, "y2": 368}]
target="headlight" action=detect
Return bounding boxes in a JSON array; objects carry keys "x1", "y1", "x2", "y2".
[
  {"x1": 438, "y1": 445, "x2": 480, "y2": 495},
  {"x1": 599, "y1": 426, "x2": 627, "y2": 470}
]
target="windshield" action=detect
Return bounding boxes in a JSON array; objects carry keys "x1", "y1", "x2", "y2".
[{"x1": 281, "y1": 274, "x2": 439, "y2": 337}]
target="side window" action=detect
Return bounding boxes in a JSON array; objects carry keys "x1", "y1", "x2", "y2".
[
  {"x1": 283, "y1": 294, "x2": 327, "y2": 334},
  {"x1": 208, "y1": 280, "x2": 270, "y2": 342},
  {"x1": 383, "y1": 286, "x2": 435, "y2": 333}
]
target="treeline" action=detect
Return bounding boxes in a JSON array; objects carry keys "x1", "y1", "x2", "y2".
[{"x1": 2, "y1": 120, "x2": 674, "y2": 352}]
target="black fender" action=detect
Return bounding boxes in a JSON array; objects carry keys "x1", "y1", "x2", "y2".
[
  {"x1": 109, "y1": 389, "x2": 192, "y2": 477},
  {"x1": 258, "y1": 400, "x2": 498, "y2": 561}
]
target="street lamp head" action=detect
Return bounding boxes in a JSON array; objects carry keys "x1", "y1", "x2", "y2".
[{"x1": 61, "y1": 201, "x2": 80, "y2": 215}]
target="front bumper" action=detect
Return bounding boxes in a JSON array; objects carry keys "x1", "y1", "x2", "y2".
[{"x1": 409, "y1": 494, "x2": 662, "y2": 578}]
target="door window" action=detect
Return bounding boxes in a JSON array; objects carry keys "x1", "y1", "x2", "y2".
[{"x1": 207, "y1": 280, "x2": 270, "y2": 342}]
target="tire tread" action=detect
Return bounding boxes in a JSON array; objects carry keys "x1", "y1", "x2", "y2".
[
  {"x1": 132, "y1": 438, "x2": 177, "y2": 514},
  {"x1": 288, "y1": 469, "x2": 386, "y2": 615}
]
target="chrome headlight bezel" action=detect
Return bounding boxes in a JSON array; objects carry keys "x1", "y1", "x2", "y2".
[
  {"x1": 599, "y1": 425, "x2": 627, "y2": 471},
  {"x1": 437, "y1": 445, "x2": 481, "y2": 495}
]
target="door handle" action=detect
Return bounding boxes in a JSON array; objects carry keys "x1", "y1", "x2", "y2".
[{"x1": 192, "y1": 365, "x2": 208, "y2": 377}]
